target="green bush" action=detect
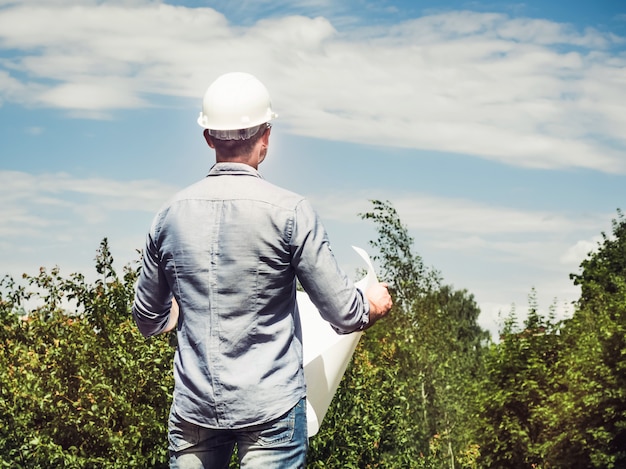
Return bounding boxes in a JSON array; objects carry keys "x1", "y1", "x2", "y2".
[
  {"x1": 0, "y1": 239, "x2": 174, "y2": 468},
  {"x1": 8, "y1": 204, "x2": 623, "y2": 467}
]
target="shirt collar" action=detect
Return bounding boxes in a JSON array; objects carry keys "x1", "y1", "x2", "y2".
[{"x1": 207, "y1": 162, "x2": 263, "y2": 179}]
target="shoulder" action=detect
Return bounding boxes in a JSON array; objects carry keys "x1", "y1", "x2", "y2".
[
  {"x1": 155, "y1": 172, "x2": 311, "y2": 215},
  {"x1": 257, "y1": 179, "x2": 307, "y2": 209}
]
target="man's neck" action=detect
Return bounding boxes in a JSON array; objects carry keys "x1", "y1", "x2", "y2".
[{"x1": 216, "y1": 155, "x2": 258, "y2": 169}]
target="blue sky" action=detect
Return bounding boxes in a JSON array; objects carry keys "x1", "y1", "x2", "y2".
[{"x1": 1, "y1": 0, "x2": 625, "y2": 338}]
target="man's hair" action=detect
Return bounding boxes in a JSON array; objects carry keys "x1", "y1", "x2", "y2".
[{"x1": 211, "y1": 127, "x2": 266, "y2": 158}]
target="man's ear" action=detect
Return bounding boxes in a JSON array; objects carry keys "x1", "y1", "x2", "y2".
[
  {"x1": 262, "y1": 126, "x2": 271, "y2": 145},
  {"x1": 204, "y1": 129, "x2": 215, "y2": 148},
  {"x1": 257, "y1": 127, "x2": 270, "y2": 165}
]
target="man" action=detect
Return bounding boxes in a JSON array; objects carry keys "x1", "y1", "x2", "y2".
[{"x1": 132, "y1": 72, "x2": 392, "y2": 468}]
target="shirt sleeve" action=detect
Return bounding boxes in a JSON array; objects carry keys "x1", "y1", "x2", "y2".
[
  {"x1": 132, "y1": 230, "x2": 174, "y2": 338},
  {"x1": 290, "y1": 199, "x2": 370, "y2": 334}
]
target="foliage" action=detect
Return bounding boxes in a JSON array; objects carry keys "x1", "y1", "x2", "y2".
[
  {"x1": 361, "y1": 200, "x2": 441, "y2": 315},
  {"x1": 0, "y1": 239, "x2": 174, "y2": 468},
  {"x1": 474, "y1": 209, "x2": 626, "y2": 469},
  {"x1": 549, "y1": 209, "x2": 626, "y2": 468},
  {"x1": 473, "y1": 292, "x2": 563, "y2": 468},
  {"x1": 308, "y1": 200, "x2": 489, "y2": 468},
  {"x1": 1, "y1": 204, "x2": 625, "y2": 468}
]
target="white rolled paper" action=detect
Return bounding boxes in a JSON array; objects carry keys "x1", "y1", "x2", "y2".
[{"x1": 299, "y1": 246, "x2": 378, "y2": 437}]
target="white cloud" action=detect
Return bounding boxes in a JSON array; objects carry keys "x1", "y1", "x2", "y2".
[
  {"x1": 309, "y1": 188, "x2": 597, "y2": 340},
  {"x1": 0, "y1": 2, "x2": 624, "y2": 173},
  {"x1": 0, "y1": 170, "x2": 178, "y2": 237},
  {"x1": 0, "y1": 169, "x2": 180, "y2": 280},
  {"x1": 560, "y1": 236, "x2": 600, "y2": 266},
  {"x1": 39, "y1": 81, "x2": 148, "y2": 110},
  {"x1": 313, "y1": 190, "x2": 603, "y2": 236},
  {"x1": 496, "y1": 17, "x2": 610, "y2": 47},
  {"x1": 393, "y1": 195, "x2": 587, "y2": 234},
  {"x1": 310, "y1": 188, "x2": 610, "y2": 305}
]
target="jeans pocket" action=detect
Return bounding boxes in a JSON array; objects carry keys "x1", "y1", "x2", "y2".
[
  {"x1": 249, "y1": 405, "x2": 296, "y2": 447},
  {"x1": 169, "y1": 412, "x2": 201, "y2": 452}
]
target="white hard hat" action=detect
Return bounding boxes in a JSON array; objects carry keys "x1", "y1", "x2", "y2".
[{"x1": 197, "y1": 72, "x2": 278, "y2": 140}]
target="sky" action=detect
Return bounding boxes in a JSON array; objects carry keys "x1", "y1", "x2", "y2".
[{"x1": 1, "y1": 0, "x2": 625, "y2": 339}]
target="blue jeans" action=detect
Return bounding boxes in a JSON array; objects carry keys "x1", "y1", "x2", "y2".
[{"x1": 169, "y1": 398, "x2": 308, "y2": 468}]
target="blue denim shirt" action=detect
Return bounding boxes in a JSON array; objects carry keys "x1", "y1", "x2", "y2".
[{"x1": 132, "y1": 162, "x2": 370, "y2": 429}]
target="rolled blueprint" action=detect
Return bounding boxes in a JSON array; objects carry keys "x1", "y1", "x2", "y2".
[{"x1": 299, "y1": 246, "x2": 377, "y2": 437}]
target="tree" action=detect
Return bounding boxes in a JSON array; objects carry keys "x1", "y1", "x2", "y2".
[
  {"x1": 546, "y1": 209, "x2": 626, "y2": 468},
  {"x1": 572, "y1": 209, "x2": 626, "y2": 308},
  {"x1": 0, "y1": 200, "x2": 498, "y2": 467},
  {"x1": 0, "y1": 239, "x2": 174, "y2": 468},
  {"x1": 474, "y1": 292, "x2": 562, "y2": 468},
  {"x1": 474, "y1": 210, "x2": 626, "y2": 469},
  {"x1": 308, "y1": 200, "x2": 488, "y2": 468}
]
